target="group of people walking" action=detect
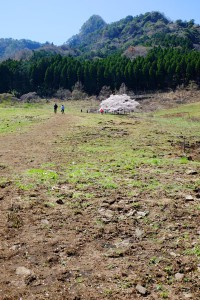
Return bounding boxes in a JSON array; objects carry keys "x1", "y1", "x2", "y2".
[{"x1": 54, "y1": 103, "x2": 64, "y2": 114}]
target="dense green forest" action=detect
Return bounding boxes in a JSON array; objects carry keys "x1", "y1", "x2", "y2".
[
  {"x1": 66, "y1": 12, "x2": 200, "y2": 59},
  {"x1": 0, "y1": 47, "x2": 199, "y2": 97}
]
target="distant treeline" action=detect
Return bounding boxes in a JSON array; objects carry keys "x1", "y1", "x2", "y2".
[{"x1": 0, "y1": 47, "x2": 199, "y2": 97}]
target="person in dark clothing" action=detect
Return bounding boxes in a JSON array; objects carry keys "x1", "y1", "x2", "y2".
[{"x1": 54, "y1": 103, "x2": 58, "y2": 113}]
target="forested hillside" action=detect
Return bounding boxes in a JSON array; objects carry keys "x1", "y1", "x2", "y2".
[
  {"x1": 0, "y1": 11, "x2": 200, "y2": 61},
  {"x1": 0, "y1": 47, "x2": 199, "y2": 97},
  {"x1": 66, "y1": 12, "x2": 200, "y2": 58},
  {"x1": 0, "y1": 11, "x2": 200, "y2": 97},
  {"x1": 0, "y1": 38, "x2": 43, "y2": 61}
]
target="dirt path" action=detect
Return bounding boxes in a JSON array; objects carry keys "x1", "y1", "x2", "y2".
[
  {"x1": 0, "y1": 113, "x2": 87, "y2": 299},
  {"x1": 0, "y1": 113, "x2": 76, "y2": 173}
]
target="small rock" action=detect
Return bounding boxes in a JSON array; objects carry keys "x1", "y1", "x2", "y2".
[
  {"x1": 56, "y1": 199, "x2": 64, "y2": 205},
  {"x1": 98, "y1": 208, "x2": 114, "y2": 219},
  {"x1": 41, "y1": 219, "x2": 49, "y2": 225},
  {"x1": 10, "y1": 244, "x2": 21, "y2": 251},
  {"x1": 103, "y1": 198, "x2": 116, "y2": 205},
  {"x1": 118, "y1": 199, "x2": 129, "y2": 205},
  {"x1": 115, "y1": 239, "x2": 130, "y2": 248},
  {"x1": 126, "y1": 209, "x2": 136, "y2": 217},
  {"x1": 186, "y1": 169, "x2": 197, "y2": 175},
  {"x1": 183, "y1": 293, "x2": 194, "y2": 298},
  {"x1": 101, "y1": 217, "x2": 112, "y2": 223},
  {"x1": 111, "y1": 204, "x2": 124, "y2": 211},
  {"x1": 135, "y1": 228, "x2": 144, "y2": 238},
  {"x1": 175, "y1": 273, "x2": 184, "y2": 281},
  {"x1": 136, "y1": 284, "x2": 147, "y2": 295},
  {"x1": 169, "y1": 252, "x2": 177, "y2": 257},
  {"x1": 51, "y1": 185, "x2": 60, "y2": 191},
  {"x1": 100, "y1": 202, "x2": 109, "y2": 208},
  {"x1": 16, "y1": 267, "x2": 32, "y2": 276},
  {"x1": 137, "y1": 211, "x2": 149, "y2": 218},
  {"x1": 185, "y1": 195, "x2": 194, "y2": 201}
]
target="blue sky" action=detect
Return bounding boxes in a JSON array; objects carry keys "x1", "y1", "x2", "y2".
[{"x1": 1, "y1": 0, "x2": 200, "y2": 45}]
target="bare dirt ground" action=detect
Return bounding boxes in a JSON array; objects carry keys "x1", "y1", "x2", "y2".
[{"x1": 0, "y1": 94, "x2": 200, "y2": 300}]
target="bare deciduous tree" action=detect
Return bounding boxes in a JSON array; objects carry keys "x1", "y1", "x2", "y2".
[
  {"x1": 72, "y1": 81, "x2": 87, "y2": 100},
  {"x1": 98, "y1": 86, "x2": 112, "y2": 101}
]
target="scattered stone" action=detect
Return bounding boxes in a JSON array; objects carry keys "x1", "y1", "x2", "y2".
[
  {"x1": 41, "y1": 219, "x2": 49, "y2": 226},
  {"x1": 135, "y1": 228, "x2": 144, "y2": 238},
  {"x1": 101, "y1": 218, "x2": 110, "y2": 223},
  {"x1": 98, "y1": 208, "x2": 114, "y2": 219},
  {"x1": 100, "y1": 202, "x2": 109, "y2": 208},
  {"x1": 126, "y1": 209, "x2": 136, "y2": 217},
  {"x1": 10, "y1": 244, "x2": 22, "y2": 251},
  {"x1": 106, "y1": 248, "x2": 125, "y2": 258},
  {"x1": 137, "y1": 211, "x2": 149, "y2": 218},
  {"x1": 111, "y1": 204, "x2": 124, "y2": 211},
  {"x1": 103, "y1": 198, "x2": 116, "y2": 205},
  {"x1": 118, "y1": 199, "x2": 130, "y2": 205},
  {"x1": 16, "y1": 267, "x2": 32, "y2": 276},
  {"x1": 186, "y1": 169, "x2": 197, "y2": 175},
  {"x1": 136, "y1": 284, "x2": 147, "y2": 295},
  {"x1": 175, "y1": 273, "x2": 184, "y2": 281},
  {"x1": 183, "y1": 293, "x2": 194, "y2": 298},
  {"x1": 56, "y1": 199, "x2": 64, "y2": 205},
  {"x1": 115, "y1": 239, "x2": 130, "y2": 248},
  {"x1": 51, "y1": 185, "x2": 60, "y2": 191},
  {"x1": 185, "y1": 195, "x2": 194, "y2": 201}
]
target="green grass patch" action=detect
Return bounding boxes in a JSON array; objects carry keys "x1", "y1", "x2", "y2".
[
  {"x1": 184, "y1": 245, "x2": 200, "y2": 257},
  {"x1": 26, "y1": 168, "x2": 59, "y2": 183},
  {"x1": 0, "y1": 102, "x2": 51, "y2": 134},
  {"x1": 15, "y1": 181, "x2": 35, "y2": 191}
]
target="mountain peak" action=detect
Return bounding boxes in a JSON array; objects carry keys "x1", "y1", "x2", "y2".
[{"x1": 80, "y1": 15, "x2": 107, "y2": 35}]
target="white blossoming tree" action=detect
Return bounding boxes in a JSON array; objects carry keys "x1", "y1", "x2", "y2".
[{"x1": 99, "y1": 94, "x2": 140, "y2": 114}]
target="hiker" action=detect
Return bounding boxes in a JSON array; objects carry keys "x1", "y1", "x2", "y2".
[
  {"x1": 54, "y1": 103, "x2": 58, "y2": 113},
  {"x1": 61, "y1": 104, "x2": 65, "y2": 114}
]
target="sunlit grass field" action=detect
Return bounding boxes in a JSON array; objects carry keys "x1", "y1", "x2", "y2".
[{"x1": 1, "y1": 99, "x2": 199, "y2": 196}]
